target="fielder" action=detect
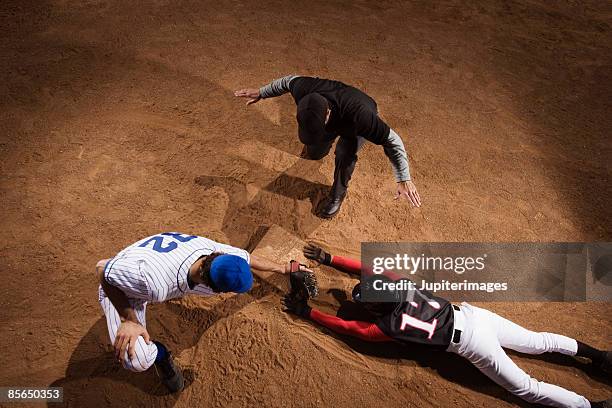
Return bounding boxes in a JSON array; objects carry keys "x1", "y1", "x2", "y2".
[
  {"x1": 95, "y1": 232, "x2": 309, "y2": 393},
  {"x1": 282, "y1": 244, "x2": 611, "y2": 408},
  {"x1": 235, "y1": 75, "x2": 421, "y2": 218}
]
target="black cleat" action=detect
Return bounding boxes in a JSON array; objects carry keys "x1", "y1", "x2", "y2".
[
  {"x1": 318, "y1": 195, "x2": 345, "y2": 219},
  {"x1": 590, "y1": 399, "x2": 612, "y2": 408},
  {"x1": 598, "y1": 351, "x2": 611, "y2": 375},
  {"x1": 154, "y1": 351, "x2": 184, "y2": 393}
]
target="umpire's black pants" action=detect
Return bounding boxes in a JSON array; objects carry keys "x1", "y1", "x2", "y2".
[{"x1": 304, "y1": 136, "x2": 367, "y2": 199}]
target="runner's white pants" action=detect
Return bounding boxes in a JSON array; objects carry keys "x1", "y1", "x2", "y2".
[
  {"x1": 100, "y1": 297, "x2": 158, "y2": 372},
  {"x1": 447, "y1": 303, "x2": 590, "y2": 408}
]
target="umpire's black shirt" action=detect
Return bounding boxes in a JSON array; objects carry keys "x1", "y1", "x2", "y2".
[{"x1": 289, "y1": 77, "x2": 391, "y2": 144}]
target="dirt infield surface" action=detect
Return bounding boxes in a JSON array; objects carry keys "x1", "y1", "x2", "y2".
[{"x1": 1, "y1": 0, "x2": 610, "y2": 406}]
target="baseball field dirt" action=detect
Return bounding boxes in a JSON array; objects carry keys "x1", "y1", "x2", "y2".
[{"x1": 0, "y1": 0, "x2": 610, "y2": 406}]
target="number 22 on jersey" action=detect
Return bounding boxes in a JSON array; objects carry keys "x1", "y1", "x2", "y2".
[{"x1": 138, "y1": 233, "x2": 197, "y2": 253}]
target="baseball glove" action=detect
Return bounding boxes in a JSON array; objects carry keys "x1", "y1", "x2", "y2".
[{"x1": 288, "y1": 260, "x2": 319, "y2": 300}]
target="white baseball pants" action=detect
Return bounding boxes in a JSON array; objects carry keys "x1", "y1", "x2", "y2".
[
  {"x1": 447, "y1": 303, "x2": 590, "y2": 408},
  {"x1": 100, "y1": 297, "x2": 158, "y2": 372}
]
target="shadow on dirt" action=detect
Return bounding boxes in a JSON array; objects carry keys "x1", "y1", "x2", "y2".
[
  {"x1": 47, "y1": 277, "x2": 283, "y2": 407},
  {"x1": 194, "y1": 87, "x2": 340, "y2": 248},
  {"x1": 194, "y1": 167, "x2": 330, "y2": 249},
  {"x1": 510, "y1": 351, "x2": 612, "y2": 387}
]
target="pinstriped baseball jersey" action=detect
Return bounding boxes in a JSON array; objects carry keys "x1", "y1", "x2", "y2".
[{"x1": 98, "y1": 232, "x2": 250, "y2": 302}]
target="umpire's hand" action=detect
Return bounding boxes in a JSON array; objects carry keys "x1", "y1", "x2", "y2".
[
  {"x1": 396, "y1": 180, "x2": 422, "y2": 207},
  {"x1": 234, "y1": 88, "x2": 261, "y2": 105}
]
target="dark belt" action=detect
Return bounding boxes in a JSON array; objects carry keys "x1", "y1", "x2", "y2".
[{"x1": 452, "y1": 304, "x2": 462, "y2": 344}]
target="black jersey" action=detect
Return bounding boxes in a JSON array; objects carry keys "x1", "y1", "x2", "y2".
[
  {"x1": 289, "y1": 76, "x2": 390, "y2": 144},
  {"x1": 374, "y1": 285, "x2": 455, "y2": 349}
]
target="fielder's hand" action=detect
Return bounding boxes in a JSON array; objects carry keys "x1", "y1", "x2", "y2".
[
  {"x1": 234, "y1": 88, "x2": 261, "y2": 105},
  {"x1": 283, "y1": 261, "x2": 314, "y2": 275},
  {"x1": 281, "y1": 294, "x2": 312, "y2": 318},
  {"x1": 114, "y1": 320, "x2": 151, "y2": 363},
  {"x1": 396, "y1": 180, "x2": 422, "y2": 207}
]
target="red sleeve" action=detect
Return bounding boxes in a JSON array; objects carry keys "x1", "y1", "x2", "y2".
[
  {"x1": 330, "y1": 255, "x2": 363, "y2": 275},
  {"x1": 308, "y1": 309, "x2": 391, "y2": 342},
  {"x1": 330, "y1": 255, "x2": 403, "y2": 281}
]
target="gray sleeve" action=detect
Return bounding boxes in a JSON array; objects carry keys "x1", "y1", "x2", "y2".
[
  {"x1": 382, "y1": 128, "x2": 411, "y2": 182},
  {"x1": 259, "y1": 75, "x2": 299, "y2": 99}
]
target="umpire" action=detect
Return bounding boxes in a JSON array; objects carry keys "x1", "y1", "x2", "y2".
[{"x1": 235, "y1": 75, "x2": 421, "y2": 218}]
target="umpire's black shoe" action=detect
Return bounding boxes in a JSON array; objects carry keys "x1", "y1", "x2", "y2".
[
  {"x1": 319, "y1": 195, "x2": 345, "y2": 219},
  {"x1": 154, "y1": 351, "x2": 184, "y2": 393}
]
